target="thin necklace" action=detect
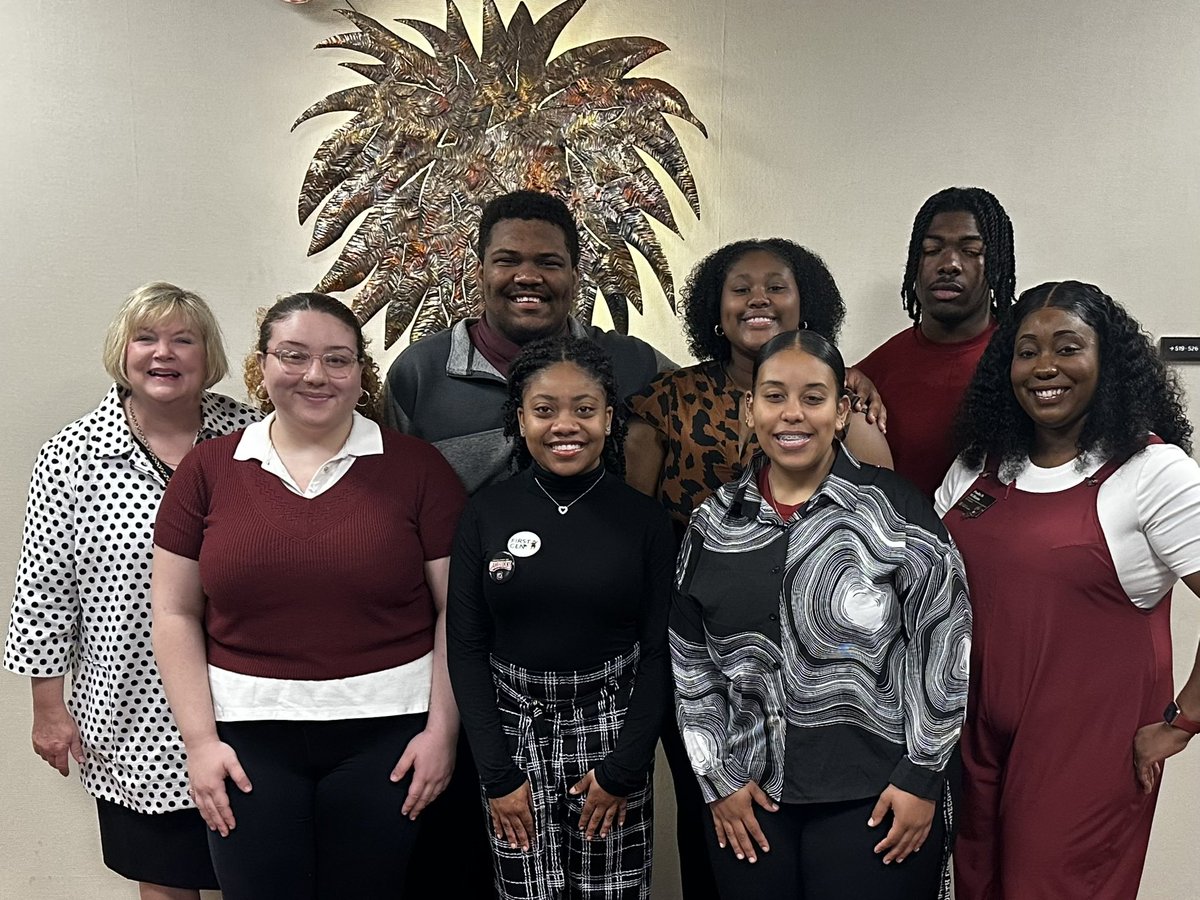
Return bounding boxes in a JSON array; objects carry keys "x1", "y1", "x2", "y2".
[
  {"x1": 127, "y1": 397, "x2": 201, "y2": 482},
  {"x1": 722, "y1": 362, "x2": 751, "y2": 393},
  {"x1": 724, "y1": 364, "x2": 755, "y2": 456},
  {"x1": 533, "y1": 469, "x2": 606, "y2": 515}
]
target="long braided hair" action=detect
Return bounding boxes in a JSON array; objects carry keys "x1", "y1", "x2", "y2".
[
  {"x1": 503, "y1": 336, "x2": 627, "y2": 476},
  {"x1": 901, "y1": 187, "x2": 1016, "y2": 324}
]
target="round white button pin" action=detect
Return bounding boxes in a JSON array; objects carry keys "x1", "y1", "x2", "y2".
[{"x1": 507, "y1": 531, "x2": 541, "y2": 557}]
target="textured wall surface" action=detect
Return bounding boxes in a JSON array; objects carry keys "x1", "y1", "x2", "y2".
[{"x1": 1, "y1": 2, "x2": 1197, "y2": 897}]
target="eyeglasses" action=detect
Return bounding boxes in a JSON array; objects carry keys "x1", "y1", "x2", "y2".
[{"x1": 264, "y1": 348, "x2": 361, "y2": 377}]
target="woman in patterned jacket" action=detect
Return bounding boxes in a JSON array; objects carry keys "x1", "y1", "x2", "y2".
[
  {"x1": 671, "y1": 329, "x2": 970, "y2": 900},
  {"x1": 3, "y1": 282, "x2": 258, "y2": 899},
  {"x1": 624, "y1": 240, "x2": 894, "y2": 900}
]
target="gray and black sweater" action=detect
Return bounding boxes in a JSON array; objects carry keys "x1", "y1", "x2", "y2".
[{"x1": 382, "y1": 317, "x2": 670, "y2": 495}]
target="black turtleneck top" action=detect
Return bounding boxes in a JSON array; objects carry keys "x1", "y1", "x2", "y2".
[{"x1": 447, "y1": 463, "x2": 675, "y2": 797}]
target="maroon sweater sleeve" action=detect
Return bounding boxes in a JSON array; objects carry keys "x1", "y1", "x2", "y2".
[
  {"x1": 155, "y1": 434, "x2": 231, "y2": 560},
  {"x1": 392, "y1": 430, "x2": 467, "y2": 560}
]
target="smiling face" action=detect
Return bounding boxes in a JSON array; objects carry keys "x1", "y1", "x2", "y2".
[
  {"x1": 478, "y1": 217, "x2": 580, "y2": 345},
  {"x1": 1010, "y1": 305, "x2": 1100, "y2": 461},
  {"x1": 517, "y1": 361, "x2": 613, "y2": 477},
  {"x1": 718, "y1": 250, "x2": 803, "y2": 363},
  {"x1": 259, "y1": 309, "x2": 363, "y2": 435},
  {"x1": 124, "y1": 315, "x2": 207, "y2": 408},
  {"x1": 746, "y1": 346, "x2": 849, "y2": 484},
  {"x1": 915, "y1": 210, "x2": 991, "y2": 340}
]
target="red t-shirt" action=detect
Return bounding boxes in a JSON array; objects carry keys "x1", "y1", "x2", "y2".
[
  {"x1": 856, "y1": 322, "x2": 997, "y2": 498},
  {"x1": 155, "y1": 429, "x2": 466, "y2": 680}
]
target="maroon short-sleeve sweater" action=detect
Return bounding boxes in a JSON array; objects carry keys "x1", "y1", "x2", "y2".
[{"x1": 155, "y1": 428, "x2": 466, "y2": 681}]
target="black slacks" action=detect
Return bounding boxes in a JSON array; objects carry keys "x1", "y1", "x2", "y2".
[
  {"x1": 659, "y1": 708, "x2": 721, "y2": 900},
  {"x1": 705, "y1": 794, "x2": 945, "y2": 900},
  {"x1": 404, "y1": 729, "x2": 498, "y2": 897},
  {"x1": 210, "y1": 714, "x2": 426, "y2": 900}
]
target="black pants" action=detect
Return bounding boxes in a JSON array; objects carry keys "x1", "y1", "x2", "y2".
[
  {"x1": 404, "y1": 729, "x2": 497, "y2": 897},
  {"x1": 705, "y1": 794, "x2": 945, "y2": 900},
  {"x1": 659, "y1": 709, "x2": 720, "y2": 900},
  {"x1": 211, "y1": 715, "x2": 425, "y2": 900}
]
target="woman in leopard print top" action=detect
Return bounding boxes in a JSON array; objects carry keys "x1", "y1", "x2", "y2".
[{"x1": 626, "y1": 238, "x2": 891, "y2": 536}]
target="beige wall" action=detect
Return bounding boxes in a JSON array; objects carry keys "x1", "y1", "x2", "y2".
[{"x1": 2, "y1": 1, "x2": 1197, "y2": 896}]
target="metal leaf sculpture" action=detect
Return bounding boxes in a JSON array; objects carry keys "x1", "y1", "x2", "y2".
[{"x1": 294, "y1": 0, "x2": 707, "y2": 346}]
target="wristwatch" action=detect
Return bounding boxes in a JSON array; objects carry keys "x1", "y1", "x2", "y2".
[{"x1": 1163, "y1": 701, "x2": 1200, "y2": 736}]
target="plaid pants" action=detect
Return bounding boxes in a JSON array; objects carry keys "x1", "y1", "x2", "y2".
[{"x1": 486, "y1": 648, "x2": 654, "y2": 900}]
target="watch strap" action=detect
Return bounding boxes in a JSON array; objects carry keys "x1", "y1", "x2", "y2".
[{"x1": 1164, "y1": 701, "x2": 1200, "y2": 736}]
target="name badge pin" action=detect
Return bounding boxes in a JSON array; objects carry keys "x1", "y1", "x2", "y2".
[{"x1": 955, "y1": 488, "x2": 997, "y2": 519}]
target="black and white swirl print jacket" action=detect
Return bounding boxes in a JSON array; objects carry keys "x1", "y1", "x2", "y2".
[{"x1": 670, "y1": 446, "x2": 971, "y2": 805}]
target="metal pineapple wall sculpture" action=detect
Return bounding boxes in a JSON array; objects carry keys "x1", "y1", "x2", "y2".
[{"x1": 295, "y1": 0, "x2": 707, "y2": 346}]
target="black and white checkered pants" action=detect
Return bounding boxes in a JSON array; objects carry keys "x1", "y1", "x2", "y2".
[{"x1": 486, "y1": 648, "x2": 654, "y2": 900}]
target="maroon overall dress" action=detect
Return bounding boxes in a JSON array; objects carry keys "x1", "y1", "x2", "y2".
[{"x1": 944, "y1": 455, "x2": 1173, "y2": 900}]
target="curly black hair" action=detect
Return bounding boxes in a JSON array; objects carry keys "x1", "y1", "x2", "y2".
[
  {"x1": 680, "y1": 238, "x2": 845, "y2": 363},
  {"x1": 477, "y1": 190, "x2": 581, "y2": 267},
  {"x1": 901, "y1": 187, "x2": 1016, "y2": 325},
  {"x1": 956, "y1": 280, "x2": 1192, "y2": 475},
  {"x1": 503, "y1": 335, "x2": 627, "y2": 476}
]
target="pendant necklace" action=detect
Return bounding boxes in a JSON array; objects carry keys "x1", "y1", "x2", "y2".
[
  {"x1": 724, "y1": 364, "x2": 754, "y2": 458},
  {"x1": 533, "y1": 469, "x2": 606, "y2": 515},
  {"x1": 127, "y1": 397, "x2": 201, "y2": 483}
]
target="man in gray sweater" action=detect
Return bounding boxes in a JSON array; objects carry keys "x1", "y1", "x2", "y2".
[{"x1": 383, "y1": 189, "x2": 671, "y2": 494}]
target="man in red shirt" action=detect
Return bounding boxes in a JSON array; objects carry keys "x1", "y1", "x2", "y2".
[{"x1": 856, "y1": 187, "x2": 1016, "y2": 497}]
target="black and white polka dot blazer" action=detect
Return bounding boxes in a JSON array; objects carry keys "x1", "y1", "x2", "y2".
[{"x1": 3, "y1": 385, "x2": 258, "y2": 813}]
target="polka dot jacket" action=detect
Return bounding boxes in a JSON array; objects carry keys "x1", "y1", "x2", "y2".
[{"x1": 3, "y1": 385, "x2": 259, "y2": 813}]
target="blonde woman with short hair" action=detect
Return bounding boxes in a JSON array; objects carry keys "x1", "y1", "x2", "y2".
[{"x1": 3, "y1": 282, "x2": 258, "y2": 899}]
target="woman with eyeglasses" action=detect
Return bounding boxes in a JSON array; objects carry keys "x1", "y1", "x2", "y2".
[
  {"x1": 151, "y1": 293, "x2": 466, "y2": 899},
  {"x1": 3, "y1": 282, "x2": 257, "y2": 900}
]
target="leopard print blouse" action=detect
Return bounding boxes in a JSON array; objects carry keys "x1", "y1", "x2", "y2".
[{"x1": 627, "y1": 361, "x2": 758, "y2": 530}]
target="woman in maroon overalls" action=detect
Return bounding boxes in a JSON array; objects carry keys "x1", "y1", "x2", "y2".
[{"x1": 935, "y1": 281, "x2": 1200, "y2": 900}]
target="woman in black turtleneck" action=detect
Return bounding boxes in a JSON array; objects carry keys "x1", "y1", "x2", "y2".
[{"x1": 447, "y1": 336, "x2": 674, "y2": 900}]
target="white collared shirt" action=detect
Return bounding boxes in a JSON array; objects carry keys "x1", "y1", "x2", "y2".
[{"x1": 233, "y1": 410, "x2": 384, "y2": 497}]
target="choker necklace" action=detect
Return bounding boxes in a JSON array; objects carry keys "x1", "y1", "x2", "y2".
[
  {"x1": 533, "y1": 469, "x2": 606, "y2": 515},
  {"x1": 127, "y1": 398, "x2": 201, "y2": 483}
]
